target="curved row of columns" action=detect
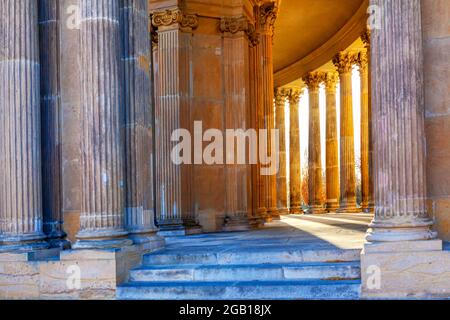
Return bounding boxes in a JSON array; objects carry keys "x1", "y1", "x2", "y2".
[
  {"x1": 274, "y1": 0, "x2": 437, "y2": 247},
  {"x1": 0, "y1": 0, "x2": 162, "y2": 251},
  {"x1": 274, "y1": 39, "x2": 373, "y2": 214}
]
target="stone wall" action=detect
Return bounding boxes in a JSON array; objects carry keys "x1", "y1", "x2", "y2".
[{"x1": 423, "y1": 0, "x2": 450, "y2": 241}]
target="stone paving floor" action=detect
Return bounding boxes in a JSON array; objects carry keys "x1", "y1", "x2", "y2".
[{"x1": 164, "y1": 214, "x2": 373, "y2": 254}]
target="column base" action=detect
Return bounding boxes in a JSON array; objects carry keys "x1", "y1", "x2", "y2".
[
  {"x1": 0, "y1": 233, "x2": 49, "y2": 253},
  {"x1": 157, "y1": 225, "x2": 186, "y2": 237},
  {"x1": 223, "y1": 215, "x2": 251, "y2": 232},
  {"x1": 47, "y1": 238, "x2": 71, "y2": 250},
  {"x1": 362, "y1": 205, "x2": 374, "y2": 214},
  {"x1": 128, "y1": 226, "x2": 166, "y2": 251},
  {"x1": 325, "y1": 201, "x2": 340, "y2": 213},
  {"x1": 249, "y1": 216, "x2": 265, "y2": 229},
  {"x1": 336, "y1": 206, "x2": 361, "y2": 214},
  {"x1": 289, "y1": 206, "x2": 303, "y2": 214},
  {"x1": 361, "y1": 239, "x2": 450, "y2": 299},
  {"x1": 366, "y1": 219, "x2": 438, "y2": 242},
  {"x1": 45, "y1": 230, "x2": 71, "y2": 250},
  {"x1": 267, "y1": 207, "x2": 281, "y2": 220},
  {"x1": 277, "y1": 207, "x2": 290, "y2": 215},
  {"x1": 304, "y1": 205, "x2": 327, "y2": 214},
  {"x1": 73, "y1": 229, "x2": 132, "y2": 249}
]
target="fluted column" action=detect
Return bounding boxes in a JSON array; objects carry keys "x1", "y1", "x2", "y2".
[
  {"x1": 333, "y1": 52, "x2": 359, "y2": 213},
  {"x1": 303, "y1": 72, "x2": 326, "y2": 214},
  {"x1": 259, "y1": 2, "x2": 279, "y2": 220},
  {"x1": 152, "y1": 8, "x2": 199, "y2": 234},
  {"x1": 249, "y1": 19, "x2": 265, "y2": 227},
  {"x1": 39, "y1": 0, "x2": 70, "y2": 249},
  {"x1": 366, "y1": 0, "x2": 436, "y2": 242},
  {"x1": 220, "y1": 17, "x2": 253, "y2": 231},
  {"x1": 357, "y1": 49, "x2": 372, "y2": 214},
  {"x1": 254, "y1": 22, "x2": 267, "y2": 222},
  {"x1": 0, "y1": 0, "x2": 48, "y2": 251},
  {"x1": 289, "y1": 90, "x2": 303, "y2": 214},
  {"x1": 120, "y1": 0, "x2": 162, "y2": 246},
  {"x1": 324, "y1": 72, "x2": 340, "y2": 212},
  {"x1": 275, "y1": 88, "x2": 289, "y2": 215},
  {"x1": 75, "y1": 0, "x2": 131, "y2": 249},
  {"x1": 360, "y1": 30, "x2": 374, "y2": 213}
]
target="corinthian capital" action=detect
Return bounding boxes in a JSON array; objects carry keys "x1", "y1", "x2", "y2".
[
  {"x1": 275, "y1": 88, "x2": 290, "y2": 106},
  {"x1": 288, "y1": 89, "x2": 302, "y2": 105},
  {"x1": 332, "y1": 52, "x2": 357, "y2": 74},
  {"x1": 361, "y1": 29, "x2": 371, "y2": 49},
  {"x1": 152, "y1": 8, "x2": 198, "y2": 32},
  {"x1": 324, "y1": 72, "x2": 339, "y2": 92},
  {"x1": 220, "y1": 16, "x2": 257, "y2": 45},
  {"x1": 303, "y1": 72, "x2": 326, "y2": 91},
  {"x1": 259, "y1": 2, "x2": 278, "y2": 33},
  {"x1": 356, "y1": 51, "x2": 369, "y2": 71}
]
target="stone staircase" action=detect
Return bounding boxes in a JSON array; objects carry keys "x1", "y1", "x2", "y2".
[{"x1": 117, "y1": 246, "x2": 362, "y2": 300}]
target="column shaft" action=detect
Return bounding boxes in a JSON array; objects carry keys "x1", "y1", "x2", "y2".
[
  {"x1": 325, "y1": 73, "x2": 340, "y2": 212},
  {"x1": 366, "y1": 0, "x2": 436, "y2": 242},
  {"x1": 260, "y1": 3, "x2": 279, "y2": 221},
  {"x1": 289, "y1": 90, "x2": 303, "y2": 214},
  {"x1": 0, "y1": 0, "x2": 47, "y2": 251},
  {"x1": 221, "y1": 21, "x2": 253, "y2": 231},
  {"x1": 152, "y1": 9, "x2": 199, "y2": 234},
  {"x1": 358, "y1": 50, "x2": 373, "y2": 213},
  {"x1": 39, "y1": 0, "x2": 70, "y2": 249},
  {"x1": 275, "y1": 89, "x2": 289, "y2": 215},
  {"x1": 303, "y1": 72, "x2": 326, "y2": 214},
  {"x1": 249, "y1": 24, "x2": 265, "y2": 227},
  {"x1": 333, "y1": 52, "x2": 359, "y2": 213},
  {"x1": 255, "y1": 31, "x2": 267, "y2": 221},
  {"x1": 76, "y1": 0, "x2": 131, "y2": 248},
  {"x1": 120, "y1": 0, "x2": 162, "y2": 246}
]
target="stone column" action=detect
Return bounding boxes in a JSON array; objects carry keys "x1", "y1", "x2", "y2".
[
  {"x1": 152, "y1": 8, "x2": 199, "y2": 234},
  {"x1": 75, "y1": 0, "x2": 131, "y2": 249},
  {"x1": 360, "y1": 30, "x2": 374, "y2": 213},
  {"x1": 0, "y1": 0, "x2": 48, "y2": 251},
  {"x1": 120, "y1": 0, "x2": 163, "y2": 248},
  {"x1": 288, "y1": 89, "x2": 303, "y2": 214},
  {"x1": 248, "y1": 20, "x2": 265, "y2": 227},
  {"x1": 254, "y1": 20, "x2": 267, "y2": 222},
  {"x1": 38, "y1": 0, "x2": 70, "y2": 249},
  {"x1": 365, "y1": 0, "x2": 436, "y2": 243},
  {"x1": 303, "y1": 72, "x2": 326, "y2": 214},
  {"x1": 220, "y1": 16, "x2": 253, "y2": 231},
  {"x1": 275, "y1": 88, "x2": 289, "y2": 215},
  {"x1": 333, "y1": 52, "x2": 359, "y2": 213},
  {"x1": 259, "y1": 2, "x2": 279, "y2": 220},
  {"x1": 324, "y1": 72, "x2": 340, "y2": 212}
]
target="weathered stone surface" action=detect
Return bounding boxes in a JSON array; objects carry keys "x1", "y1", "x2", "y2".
[
  {"x1": 260, "y1": 2, "x2": 279, "y2": 221},
  {"x1": 222, "y1": 30, "x2": 252, "y2": 231},
  {"x1": 0, "y1": 0, "x2": 48, "y2": 251},
  {"x1": 423, "y1": 0, "x2": 450, "y2": 241},
  {"x1": 75, "y1": 0, "x2": 131, "y2": 248},
  {"x1": 120, "y1": 0, "x2": 162, "y2": 248},
  {"x1": 39, "y1": 0, "x2": 70, "y2": 249},
  {"x1": 366, "y1": 0, "x2": 436, "y2": 242}
]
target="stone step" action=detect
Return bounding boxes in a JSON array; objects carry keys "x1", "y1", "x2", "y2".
[
  {"x1": 142, "y1": 248, "x2": 361, "y2": 266},
  {"x1": 130, "y1": 261, "x2": 361, "y2": 282},
  {"x1": 117, "y1": 280, "x2": 361, "y2": 300}
]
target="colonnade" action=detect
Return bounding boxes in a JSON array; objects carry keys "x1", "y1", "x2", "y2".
[{"x1": 274, "y1": 35, "x2": 373, "y2": 214}]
